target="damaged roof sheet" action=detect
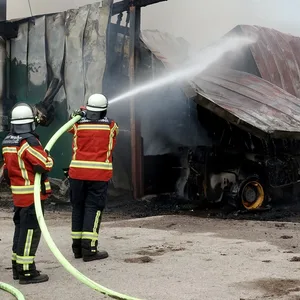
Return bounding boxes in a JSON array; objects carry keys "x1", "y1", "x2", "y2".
[
  {"x1": 236, "y1": 25, "x2": 300, "y2": 99},
  {"x1": 141, "y1": 27, "x2": 300, "y2": 139},
  {"x1": 193, "y1": 69, "x2": 300, "y2": 139}
]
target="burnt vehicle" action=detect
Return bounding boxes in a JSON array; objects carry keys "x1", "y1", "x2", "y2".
[
  {"x1": 188, "y1": 103, "x2": 300, "y2": 210},
  {"x1": 185, "y1": 68, "x2": 300, "y2": 210},
  {"x1": 140, "y1": 25, "x2": 300, "y2": 210}
]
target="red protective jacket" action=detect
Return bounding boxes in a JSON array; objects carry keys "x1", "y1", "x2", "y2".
[
  {"x1": 68, "y1": 115, "x2": 118, "y2": 181},
  {"x1": 2, "y1": 133, "x2": 53, "y2": 207}
]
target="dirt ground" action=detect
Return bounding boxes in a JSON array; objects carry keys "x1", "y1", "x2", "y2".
[{"x1": 1, "y1": 196, "x2": 300, "y2": 300}]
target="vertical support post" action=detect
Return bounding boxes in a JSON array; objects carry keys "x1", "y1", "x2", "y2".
[
  {"x1": 135, "y1": 6, "x2": 144, "y2": 198},
  {"x1": 129, "y1": 1, "x2": 144, "y2": 199},
  {"x1": 129, "y1": 1, "x2": 138, "y2": 199}
]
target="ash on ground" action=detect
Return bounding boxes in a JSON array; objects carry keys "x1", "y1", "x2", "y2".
[{"x1": 1, "y1": 178, "x2": 300, "y2": 223}]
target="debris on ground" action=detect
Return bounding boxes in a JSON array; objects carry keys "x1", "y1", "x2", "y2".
[
  {"x1": 289, "y1": 256, "x2": 300, "y2": 262},
  {"x1": 124, "y1": 256, "x2": 154, "y2": 264},
  {"x1": 280, "y1": 235, "x2": 293, "y2": 239}
]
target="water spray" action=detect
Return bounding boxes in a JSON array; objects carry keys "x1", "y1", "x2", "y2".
[{"x1": 109, "y1": 36, "x2": 254, "y2": 104}]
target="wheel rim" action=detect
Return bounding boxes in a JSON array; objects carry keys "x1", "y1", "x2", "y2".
[{"x1": 241, "y1": 181, "x2": 264, "y2": 210}]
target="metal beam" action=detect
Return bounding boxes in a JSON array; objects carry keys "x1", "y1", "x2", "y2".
[
  {"x1": 112, "y1": 0, "x2": 129, "y2": 16},
  {"x1": 136, "y1": 0, "x2": 167, "y2": 7},
  {"x1": 112, "y1": 0, "x2": 167, "y2": 15},
  {"x1": 0, "y1": 0, "x2": 6, "y2": 21}
]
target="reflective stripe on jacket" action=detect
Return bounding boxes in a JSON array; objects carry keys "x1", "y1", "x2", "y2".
[
  {"x1": 2, "y1": 133, "x2": 53, "y2": 207},
  {"x1": 68, "y1": 116, "x2": 118, "y2": 181}
]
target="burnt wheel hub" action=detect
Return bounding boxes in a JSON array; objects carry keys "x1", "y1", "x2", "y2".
[{"x1": 243, "y1": 186, "x2": 257, "y2": 203}]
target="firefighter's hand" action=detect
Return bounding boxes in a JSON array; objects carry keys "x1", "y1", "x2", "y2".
[
  {"x1": 35, "y1": 115, "x2": 41, "y2": 125},
  {"x1": 71, "y1": 109, "x2": 85, "y2": 118},
  {"x1": 63, "y1": 168, "x2": 69, "y2": 178},
  {"x1": 45, "y1": 150, "x2": 53, "y2": 161}
]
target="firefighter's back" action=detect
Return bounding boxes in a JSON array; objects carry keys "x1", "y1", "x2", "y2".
[{"x1": 69, "y1": 116, "x2": 118, "y2": 181}]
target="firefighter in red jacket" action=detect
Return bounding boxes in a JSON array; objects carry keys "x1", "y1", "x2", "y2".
[
  {"x1": 68, "y1": 94, "x2": 118, "y2": 262},
  {"x1": 2, "y1": 103, "x2": 53, "y2": 284}
]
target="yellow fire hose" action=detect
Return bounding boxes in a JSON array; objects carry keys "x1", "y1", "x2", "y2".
[
  {"x1": 0, "y1": 282, "x2": 25, "y2": 300},
  {"x1": 0, "y1": 115, "x2": 143, "y2": 300}
]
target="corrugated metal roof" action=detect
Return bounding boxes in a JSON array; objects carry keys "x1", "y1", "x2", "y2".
[
  {"x1": 141, "y1": 27, "x2": 300, "y2": 138},
  {"x1": 193, "y1": 69, "x2": 300, "y2": 138},
  {"x1": 227, "y1": 25, "x2": 300, "y2": 99}
]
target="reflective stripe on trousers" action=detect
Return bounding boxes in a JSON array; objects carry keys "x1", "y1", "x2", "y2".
[
  {"x1": 16, "y1": 229, "x2": 34, "y2": 271},
  {"x1": 71, "y1": 211, "x2": 102, "y2": 251},
  {"x1": 12, "y1": 252, "x2": 17, "y2": 261},
  {"x1": 71, "y1": 232, "x2": 82, "y2": 239}
]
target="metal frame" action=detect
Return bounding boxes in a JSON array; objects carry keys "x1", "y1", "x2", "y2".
[{"x1": 112, "y1": 0, "x2": 167, "y2": 15}]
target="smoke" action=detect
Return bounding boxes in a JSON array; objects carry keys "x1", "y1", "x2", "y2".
[
  {"x1": 143, "y1": 0, "x2": 300, "y2": 50},
  {"x1": 108, "y1": 35, "x2": 255, "y2": 156},
  {"x1": 109, "y1": 36, "x2": 254, "y2": 104}
]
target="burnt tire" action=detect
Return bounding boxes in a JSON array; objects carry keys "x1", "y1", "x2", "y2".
[{"x1": 238, "y1": 176, "x2": 266, "y2": 210}]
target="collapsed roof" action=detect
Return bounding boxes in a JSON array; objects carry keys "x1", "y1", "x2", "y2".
[{"x1": 141, "y1": 25, "x2": 300, "y2": 139}]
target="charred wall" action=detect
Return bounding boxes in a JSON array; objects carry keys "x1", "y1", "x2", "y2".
[{"x1": 3, "y1": 1, "x2": 110, "y2": 179}]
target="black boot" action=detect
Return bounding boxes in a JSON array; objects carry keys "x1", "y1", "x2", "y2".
[
  {"x1": 72, "y1": 240, "x2": 82, "y2": 259},
  {"x1": 74, "y1": 250, "x2": 82, "y2": 259},
  {"x1": 72, "y1": 246, "x2": 82, "y2": 259},
  {"x1": 82, "y1": 248, "x2": 109, "y2": 262},
  {"x1": 12, "y1": 261, "x2": 19, "y2": 280},
  {"x1": 19, "y1": 270, "x2": 49, "y2": 285}
]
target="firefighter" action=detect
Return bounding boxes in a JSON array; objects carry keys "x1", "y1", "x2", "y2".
[
  {"x1": 68, "y1": 93, "x2": 118, "y2": 262},
  {"x1": 2, "y1": 102, "x2": 53, "y2": 284}
]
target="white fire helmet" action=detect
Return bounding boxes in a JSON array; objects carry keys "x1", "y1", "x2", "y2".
[
  {"x1": 86, "y1": 94, "x2": 108, "y2": 112},
  {"x1": 11, "y1": 103, "x2": 35, "y2": 125}
]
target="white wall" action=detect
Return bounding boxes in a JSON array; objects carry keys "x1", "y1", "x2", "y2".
[{"x1": 7, "y1": 0, "x2": 300, "y2": 49}]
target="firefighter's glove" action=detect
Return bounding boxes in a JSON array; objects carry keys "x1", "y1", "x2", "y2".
[
  {"x1": 41, "y1": 172, "x2": 48, "y2": 182},
  {"x1": 71, "y1": 109, "x2": 85, "y2": 118},
  {"x1": 35, "y1": 116, "x2": 41, "y2": 125},
  {"x1": 45, "y1": 150, "x2": 54, "y2": 164},
  {"x1": 63, "y1": 168, "x2": 69, "y2": 178}
]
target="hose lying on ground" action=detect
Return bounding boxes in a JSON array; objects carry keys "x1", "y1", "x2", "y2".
[
  {"x1": 34, "y1": 115, "x2": 143, "y2": 300},
  {"x1": 0, "y1": 282, "x2": 25, "y2": 300}
]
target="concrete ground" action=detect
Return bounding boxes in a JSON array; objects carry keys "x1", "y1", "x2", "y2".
[{"x1": 1, "y1": 209, "x2": 300, "y2": 300}]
